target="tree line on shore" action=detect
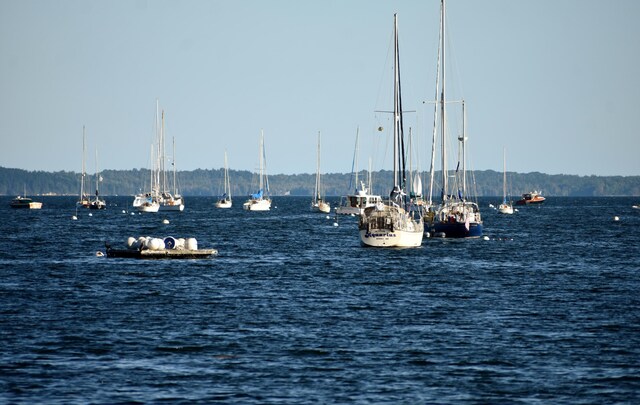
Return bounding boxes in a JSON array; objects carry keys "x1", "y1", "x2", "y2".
[{"x1": 1, "y1": 166, "x2": 639, "y2": 197}]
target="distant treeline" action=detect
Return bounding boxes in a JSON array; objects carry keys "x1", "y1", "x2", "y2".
[{"x1": 1, "y1": 166, "x2": 639, "y2": 197}]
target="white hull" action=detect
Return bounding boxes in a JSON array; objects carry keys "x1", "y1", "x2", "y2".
[
  {"x1": 359, "y1": 228, "x2": 423, "y2": 247},
  {"x1": 243, "y1": 198, "x2": 271, "y2": 211},
  {"x1": 216, "y1": 199, "x2": 232, "y2": 209},
  {"x1": 159, "y1": 203, "x2": 184, "y2": 211},
  {"x1": 312, "y1": 201, "x2": 331, "y2": 213},
  {"x1": 137, "y1": 202, "x2": 160, "y2": 213},
  {"x1": 498, "y1": 203, "x2": 514, "y2": 215}
]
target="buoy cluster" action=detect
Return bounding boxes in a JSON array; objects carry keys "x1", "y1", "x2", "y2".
[{"x1": 126, "y1": 236, "x2": 198, "y2": 251}]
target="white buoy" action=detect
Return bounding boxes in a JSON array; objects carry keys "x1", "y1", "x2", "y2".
[
  {"x1": 96, "y1": 251, "x2": 104, "y2": 257},
  {"x1": 186, "y1": 238, "x2": 198, "y2": 250},
  {"x1": 162, "y1": 219, "x2": 170, "y2": 224},
  {"x1": 326, "y1": 215, "x2": 330, "y2": 220},
  {"x1": 71, "y1": 215, "x2": 77, "y2": 220},
  {"x1": 613, "y1": 216, "x2": 620, "y2": 222},
  {"x1": 88, "y1": 213, "x2": 93, "y2": 217},
  {"x1": 122, "y1": 210, "x2": 126, "y2": 214},
  {"x1": 333, "y1": 222, "x2": 339, "y2": 227},
  {"x1": 483, "y1": 236, "x2": 490, "y2": 241}
]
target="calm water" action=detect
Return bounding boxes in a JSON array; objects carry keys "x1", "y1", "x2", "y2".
[{"x1": 1, "y1": 196, "x2": 639, "y2": 404}]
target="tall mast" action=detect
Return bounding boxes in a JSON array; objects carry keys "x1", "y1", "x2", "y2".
[
  {"x1": 440, "y1": 0, "x2": 447, "y2": 200},
  {"x1": 460, "y1": 99, "x2": 466, "y2": 198},
  {"x1": 503, "y1": 147, "x2": 507, "y2": 202},
  {"x1": 428, "y1": 6, "x2": 443, "y2": 205},
  {"x1": 80, "y1": 126, "x2": 86, "y2": 200},
  {"x1": 172, "y1": 136, "x2": 177, "y2": 194},
  {"x1": 315, "y1": 131, "x2": 321, "y2": 201},
  {"x1": 393, "y1": 13, "x2": 400, "y2": 189},
  {"x1": 259, "y1": 130, "x2": 264, "y2": 192}
]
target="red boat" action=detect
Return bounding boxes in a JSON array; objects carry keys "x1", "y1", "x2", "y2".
[{"x1": 516, "y1": 190, "x2": 546, "y2": 205}]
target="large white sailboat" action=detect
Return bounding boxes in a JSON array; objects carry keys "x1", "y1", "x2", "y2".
[
  {"x1": 215, "y1": 151, "x2": 232, "y2": 208},
  {"x1": 311, "y1": 131, "x2": 331, "y2": 213},
  {"x1": 427, "y1": 0, "x2": 483, "y2": 238},
  {"x1": 243, "y1": 130, "x2": 272, "y2": 211},
  {"x1": 358, "y1": 14, "x2": 424, "y2": 248},
  {"x1": 498, "y1": 148, "x2": 514, "y2": 214}
]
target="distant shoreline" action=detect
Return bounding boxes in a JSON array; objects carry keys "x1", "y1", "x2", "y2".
[{"x1": 2, "y1": 166, "x2": 639, "y2": 197}]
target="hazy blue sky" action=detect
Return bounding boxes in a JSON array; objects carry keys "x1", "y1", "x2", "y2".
[{"x1": 1, "y1": 0, "x2": 639, "y2": 176}]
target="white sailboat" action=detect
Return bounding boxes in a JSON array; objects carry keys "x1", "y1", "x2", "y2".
[
  {"x1": 215, "y1": 151, "x2": 232, "y2": 208},
  {"x1": 89, "y1": 147, "x2": 106, "y2": 210},
  {"x1": 336, "y1": 128, "x2": 382, "y2": 216},
  {"x1": 358, "y1": 14, "x2": 424, "y2": 248},
  {"x1": 136, "y1": 142, "x2": 160, "y2": 213},
  {"x1": 77, "y1": 126, "x2": 91, "y2": 208},
  {"x1": 159, "y1": 130, "x2": 185, "y2": 212},
  {"x1": 498, "y1": 148, "x2": 514, "y2": 214},
  {"x1": 311, "y1": 131, "x2": 331, "y2": 213},
  {"x1": 427, "y1": 0, "x2": 483, "y2": 238},
  {"x1": 243, "y1": 130, "x2": 272, "y2": 211}
]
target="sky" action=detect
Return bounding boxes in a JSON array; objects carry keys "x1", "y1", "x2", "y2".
[{"x1": 1, "y1": 0, "x2": 639, "y2": 177}]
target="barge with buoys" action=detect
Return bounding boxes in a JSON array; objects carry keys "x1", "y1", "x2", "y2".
[{"x1": 105, "y1": 236, "x2": 217, "y2": 259}]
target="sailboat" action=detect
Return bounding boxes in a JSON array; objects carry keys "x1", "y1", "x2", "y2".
[
  {"x1": 215, "y1": 151, "x2": 232, "y2": 208},
  {"x1": 134, "y1": 101, "x2": 164, "y2": 213},
  {"x1": 358, "y1": 14, "x2": 424, "y2": 248},
  {"x1": 243, "y1": 130, "x2": 272, "y2": 211},
  {"x1": 77, "y1": 126, "x2": 91, "y2": 208},
  {"x1": 159, "y1": 131, "x2": 185, "y2": 211},
  {"x1": 498, "y1": 148, "x2": 514, "y2": 214},
  {"x1": 335, "y1": 128, "x2": 382, "y2": 216},
  {"x1": 311, "y1": 131, "x2": 331, "y2": 213},
  {"x1": 89, "y1": 147, "x2": 106, "y2": 210},
  {"x1": 428, "y1": 0, "x2": 483, "y2": 238}
]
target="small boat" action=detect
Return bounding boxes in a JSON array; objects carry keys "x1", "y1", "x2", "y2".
[
  {"x1": 336, "y1": 128, "x2": 382, "y2": 216},
  {"x1": 243, "y1": 130, "x2": 272, "y2": 211},
  {"x1": 159, "y1": 122, "x2": 184, "y2": 212},
  {"x1": 516, "y1": 190, "x2": 546, "y2": 205},
  {"x1": 311, "y1": 131, "x2": 331, "y2": 213},
  {"x1": 633, "y1": 204, "x2": 640, "y2": 210},
  {"x1": 498, "y1": 148, "x2": 514, "y2": 214},
  {"x1": 10, "y1": 195, "x2": 42, "y2": 209},
  {"x1": 215, "y1": 151, "x2": 232, "y2": 208}
]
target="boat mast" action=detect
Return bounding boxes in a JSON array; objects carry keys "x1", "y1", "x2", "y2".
[
  {"x1": 80, "y1": 126, "x2": 86, "y2": 201},
  {"x1": 428, "y1": 6, "x2": 443, "y2": 205},
  {"x1": 460, "y1": 99, "x2": 466, "y2": 199},
  {"x1": 315, "y1": 131, "x2": 321, "y2": 201},
  {"x1": 503, "y1": 147, "x2": 507, "y2": 203},
  {"x1": 172, "y1": 136, "x2": 177, "y2": 195},
  {"x1": 440, "y1": 0, "x2": 447, "y2": 201},
  {"x1": 259, "y1": 130, "x2": 264, "y2": 194},
  {"x1": 393, "y1": 13, "x2": 400, "y2": 190},
  {"x1": 224, "y1": 150, "x2": 230, "y2": 198}
]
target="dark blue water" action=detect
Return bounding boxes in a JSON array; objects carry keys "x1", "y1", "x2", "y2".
[{"x1": 1, "y1": 196, "x2": 639, "y2": 403}]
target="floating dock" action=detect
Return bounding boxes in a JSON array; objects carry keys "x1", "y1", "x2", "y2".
[{"x1": 106, "y1": 246, "x2": 217, "y2": 259}]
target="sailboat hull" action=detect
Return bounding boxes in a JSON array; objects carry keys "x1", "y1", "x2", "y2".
[
  {"x1": 359, "y1": 228, "x2": 423, "y2": 247},
  {"x1": 359, "y1": 205, "x2": 424, "y2": 247},
  {"x1": 431, "y1": 221, "x2": 483, "y2": 238},
  {"x1": 216, "y1": 199, "x2": 232, "y2": 209},
  {"x1": 243, "y1": 199, "x2": 271, "y2": 211}
]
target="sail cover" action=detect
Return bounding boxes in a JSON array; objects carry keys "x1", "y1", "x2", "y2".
[{"x1": 251, "y1": 189, "x2": 263, "y2": 199}]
